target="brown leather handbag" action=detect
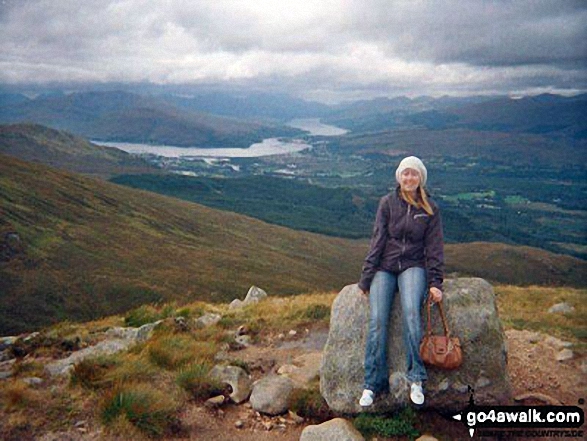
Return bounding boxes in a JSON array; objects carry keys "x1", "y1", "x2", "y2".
[{"x1": 419, "y1": 299, "x2": 463, "y2": 370}]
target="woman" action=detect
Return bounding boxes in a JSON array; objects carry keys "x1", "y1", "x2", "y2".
[{"x1": 358, "y1": 156, "x2": 444, "y2": 407}]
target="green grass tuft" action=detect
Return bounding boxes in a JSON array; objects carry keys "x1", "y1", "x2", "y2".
[{"x1": 353, "y1": 408, "x2": 420, "y2": 439}]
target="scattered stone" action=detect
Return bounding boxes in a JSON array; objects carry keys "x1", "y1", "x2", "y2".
[
  {"x1": 45, "y1": 339, "x2": 132, "y2": 377},
  {"x1": 0, "y1": 371, "x2": 12, "y2": 380},
  {"x1": 235, "y1": 420, "x2": 245, "y2": 429},
  {"x1": 544, "y1": 336, "x2": 573, "y2": 350},
  {"x1": 556, "y1": 349, "x2": 573, "y2": 362},
  {"x1": 475, "y1": 376, "x2": 492, "y2": 389},
  {"x1": 300, "y1": 418, "x2": 365, "y2": 441},
  {"x1": 209, "y1": 365, "x2": 252, "y2": 404},
  {"x1": 244, "y1": 286, "x2": 268, "y2": 304},
  {"x1": 195, "y1": 313, "x2": 222, "y2": 328},
  {"x1": 288, "y1": 410, "x2": 304, "y2": 424},
  {"x1": 288, "y1": 330, "x2": 297, "y2": 336},
  {"x1": 437, "y1": 378, "x2": 450, "y2": 392},
  {"x1": 0, "y1": 350, "x2": 11, "y2": 362},
  {"x1": 23, "y1": 377, "x2": 43, "y2": 386},
  {"x1": 235, "y1": 335, "x2": 252, "y2": 348},
  {"x1": 205, "y1": 395, "x2": 226, "y2": 408},
  {"x1": 174, "y1": 316, "x2": 189, "y2": 332},
  {"x1": 416, "y1": 435, "x2": 439, "y2": 441},
  {"x1": 236, "y1": 325, "x2": 249, "y2": 336},
  {"x1": 229, "y1": 299, "x2": 245, "y2": 310},
  {"x1": 321, "y1": 279, "x2": 512, "y2": 413},
  {"x1": 250, "y1": 375, "x2": 294, "y2": 416},
  {"x1": 581, "y1": 360, "x2": 587, "y2": 375},
  {"x1": 278, "y1": 333, "x2": 285, "y2": 339},
  {"x1": 548, "y1": 303, "x2": 575, "y2": 314}
]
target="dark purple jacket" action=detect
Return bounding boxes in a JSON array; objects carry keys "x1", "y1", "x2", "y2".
[{"x1": 358, "y1": 187, "x2": 444, "y2": 292}]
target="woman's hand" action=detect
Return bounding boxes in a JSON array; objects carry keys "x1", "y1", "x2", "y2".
[{"x1": 429, "y1": 287, "x2": 443, "y2": 303}]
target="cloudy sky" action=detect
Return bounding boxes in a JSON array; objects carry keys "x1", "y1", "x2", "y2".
[{"x1": 1, "y1": 0, "x2": 586, "y2": 102}]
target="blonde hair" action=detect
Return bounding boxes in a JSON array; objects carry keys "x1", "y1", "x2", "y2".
[{"x1": 400, "y1": 186, "x2": 434, "y2": 215}]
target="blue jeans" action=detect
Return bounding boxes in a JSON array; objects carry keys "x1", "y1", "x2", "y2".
[{"x1": 364, "y1": 268, "x2": 428, "y2": 393}]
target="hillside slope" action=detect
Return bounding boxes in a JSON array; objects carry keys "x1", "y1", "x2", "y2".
[
  {"x1": 0, "y1": 123, "x2": 157, "y2": 177},
  {"x1": 0, "y1": 153, "x2": 366, "y2": 334},
  {"x1": 2, "y1": 154, "x2": 585, "y2": 334}
]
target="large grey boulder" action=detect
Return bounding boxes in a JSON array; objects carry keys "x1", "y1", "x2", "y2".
[
  {"x1": 250, "y1": 375, "x2": 294, "y2": 415},
  {"x1": 320, "y1": 278, "x2": 511, "y2": 413},
  {"x1": 300, "y1": 418, "x2": 365, "y2": 441}
]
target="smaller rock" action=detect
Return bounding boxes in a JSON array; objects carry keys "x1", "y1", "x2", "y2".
[
  {"x1": 236, "y1": 325, "x2": 249, "y2": 336},
  {"x1": 244, "y1": 286, "x2": 268, "y2": 304},
  {"x1": 288, "y1": 330, "x2": 297, "y2": 336},
  {"x1": 548, "y1": 303, "x2": 575, "y2": 314},
  {"x1": 416, "y1": 436, "x2": 439, "y2": 441},
  {"x1": 437, "y1": 378, "x2": 450, "y2": 392},
  {"x1": 235, "y1": 335, "x2": 252, "y2": 348},
  {"x1": 288, "y1": 410, "x2": 304, "y2": 424},
  {"x1": 544, "y1": 336, "x2": 573, "y2": 350},
  {"x1": 0, "y1": 371, "x2": 13, "y2": 380},
  {"x1": 23, "y1": 377, "x2": 43, "y2": 386},
  {"x1": 0, "y1": 350, "x2": 12, "y2": 362},
  {"x1": 209, "y1": 365, "x2": 252, "y2": 404},
  {"x1": 205, "y1": 395, "x2": 226, "y2": 408},
  {"x1": 195, "y1": 313, "x2": 222, "y2": 328},
  {"x1": 235, "y1": 420, "x2": 245, "y2": 429},
  {"x1": 475, "y1": 377, "x2": 492, "y2": 389},
  {"x1": 250, "y1": 375, "x2": 294, "y2": 416},
  {"x1": 174, "y1": 316, "x2": 189, "y2": 332},
  {"x1": 23, "y1": 332, "x2": 40, "y2": 343},
  {"x1": 229, "y1": 299, "x2": 245, "y2": 310},
  {"x1": 556, "y1": 349, "x2": 573, "y2": 362},
  {"x1": 300, "y1": 418, "x2": 365, "y2": 441}
]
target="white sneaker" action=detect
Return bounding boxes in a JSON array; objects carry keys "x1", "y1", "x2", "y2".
[
  {"x1": 359, "y1": 389, "x2": 374, "y2": 407},
  {"x1": 410, "y1": 382, "x2": 424, "y2": 405}
]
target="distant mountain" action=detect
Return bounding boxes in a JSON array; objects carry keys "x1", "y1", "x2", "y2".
[
  {"x1": 0, "y1": 90, "x2": 303, "y2": 147},
  {"x1": 324, "y1": 93, "x2": 587, "y2": 138},
  {"x1": 443, "y1": 93, "x2": 587, "y2": 138},
  {"x1": 158, "y1": 91, "x2": 331, "y2": 122},
  {"x1": 2, "y1": 153, "x2": 585, "y2": 333},
  {"x1": 0, "y1": 123, "x2": 156, "y2": 177}
]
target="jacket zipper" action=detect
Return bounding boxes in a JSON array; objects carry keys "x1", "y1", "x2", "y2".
[{"x1": 399, "y1": 204, "x2": 410, "y2": 271}]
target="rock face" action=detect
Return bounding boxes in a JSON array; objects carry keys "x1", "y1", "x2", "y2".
[
  {"x1": 320, "y1": 278, "x2": 511, "y2": 413},
  {"x1": 249, "y1": 375, "x2": 294, "y2": 415},
  {"x1": 300, "y1": 418, "x2": 365, "y2": 441}
]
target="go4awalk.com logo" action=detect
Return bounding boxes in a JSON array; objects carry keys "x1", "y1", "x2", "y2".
[{"x1": 451, "y1": 396, "x2": 585, "y2": 438}]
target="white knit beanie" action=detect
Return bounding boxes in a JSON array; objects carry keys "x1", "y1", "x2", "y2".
[{"x1": 395, "y1": 156, "x2": 427, "y2": 187}]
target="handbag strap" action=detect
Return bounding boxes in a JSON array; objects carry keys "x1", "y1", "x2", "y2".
[{"x1": 425, "y1": 298, "x2": 451, "y2": 338}]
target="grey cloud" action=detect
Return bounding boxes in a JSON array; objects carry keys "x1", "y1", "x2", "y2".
[{"x1": 0, "y1": 0, "x2": 585, "y2": 101}]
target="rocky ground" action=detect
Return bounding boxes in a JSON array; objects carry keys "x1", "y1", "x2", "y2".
[{"x1": 4, "y1": 322, "x2": 586, "y2": 440}]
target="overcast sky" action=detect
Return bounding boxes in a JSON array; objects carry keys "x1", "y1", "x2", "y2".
[{"x1": 1, "y1": 0, "x2": 586, "y2": 103}]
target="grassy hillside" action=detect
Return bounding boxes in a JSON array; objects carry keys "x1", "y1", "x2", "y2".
[
  {"x1": 0, "y1": 91, "x2": 302, "y2": 147},
  {"x1": 1, "y1": 154, "x2": 585, "y2": 334},
  {"x1": 0, "y1": 153, "x2": 366, "y2": 334},
  {"x1": 0, "y1": 123, "x2": 157, "y2": 178}
]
